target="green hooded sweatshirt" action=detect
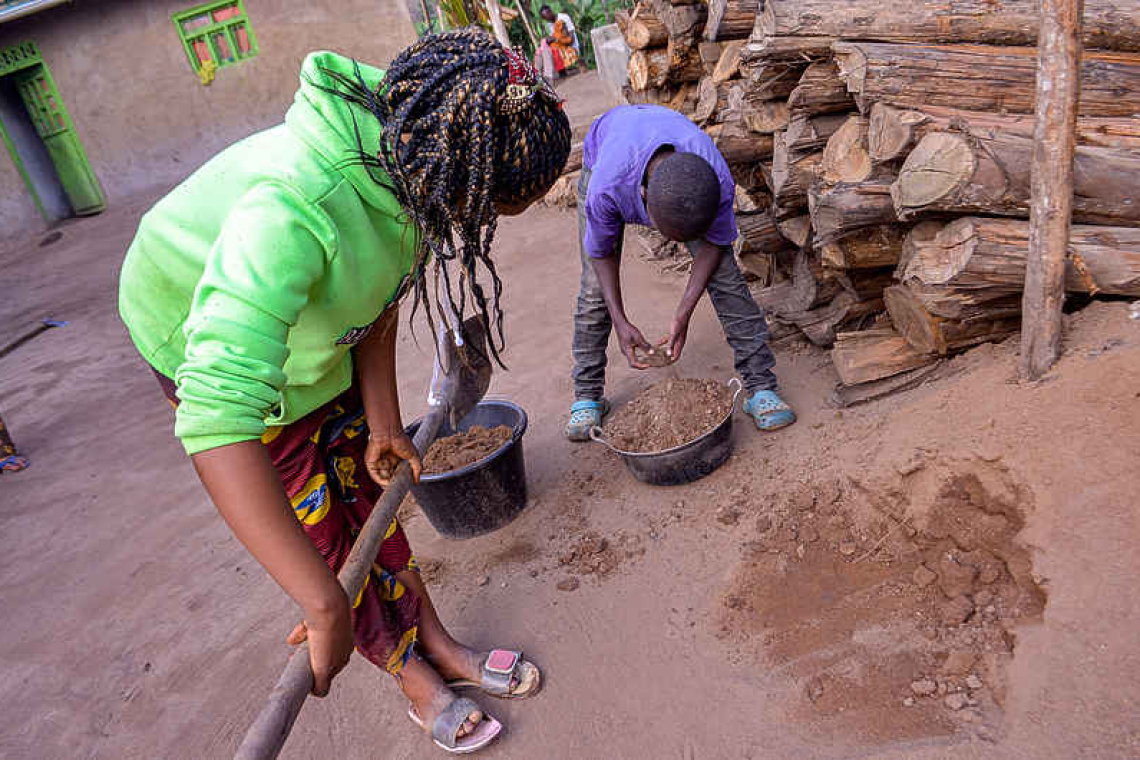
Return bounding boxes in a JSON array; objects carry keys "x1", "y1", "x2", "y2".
[{"x1": 119, "y1": 51, "x2": 418, "y2": 455}]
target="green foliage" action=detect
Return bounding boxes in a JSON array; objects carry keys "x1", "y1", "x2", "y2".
[
  {"x1": 435, "y1": 0, "x2": 490, "y2": 31},
  {"x1": 506, "y1": 14, "x2": 535, "y2": 58},
  {"x1": 415, "y1": 1, "x2": 637, "y2": 70}
]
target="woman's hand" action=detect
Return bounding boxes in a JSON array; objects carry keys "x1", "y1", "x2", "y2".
[
  {"x1": 286, "y1": 594, "x2": 354, "y2": 697},
  {"x1": 365, "y1": 430, "x2": 423, "y2": 486}
]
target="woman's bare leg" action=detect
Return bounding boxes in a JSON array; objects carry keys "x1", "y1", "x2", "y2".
[{"x1": 396, "y1": 569, "x2": 486, "y2": 683}]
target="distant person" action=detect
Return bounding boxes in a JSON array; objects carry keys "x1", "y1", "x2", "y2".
[
  {"x1": 119, "y1": 30, "x2": 569, "y2": 754},
  {"x1": 565, "y1": 104, "x2": 796, "y2": 441},
  {"x1": 0, "y1": 413, "x2": 28, "y2": 472},
  {"x1": 534, "y1": 4, "x2": 579, "y2": 81}
]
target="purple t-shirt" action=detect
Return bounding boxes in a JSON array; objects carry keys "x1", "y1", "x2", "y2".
[{"x1": 582, "y1": 105, "x2": 738, "y2": 259}]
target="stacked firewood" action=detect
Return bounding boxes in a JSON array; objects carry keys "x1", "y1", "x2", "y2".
[{"x1": 616, "y1": 0, "x2": 1140, "y2": 403}]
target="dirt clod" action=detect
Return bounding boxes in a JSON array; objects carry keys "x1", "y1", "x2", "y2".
[
  {"x1": 944, "y1": 693, "x2": 969, "y2": 711},
  {"x1": 912, "y1": 564, "x2": 938, "y2": 588},
  {"x1": 423, "y1": 425, "x2": 512, "y2": 474},
  {"x1": 604, "y1": 379, "x2": 734, "y2": 453},
  {"x1": 910, "y1": 679, "x2": 937, "y2": 696},
  {"x1": 716, "y1": 506, "x2": 742, "y2": 525},
  {"x1": 940, "y1": 649, "x2": 978, "y2": 676},
  {"x1": 937, "y1": 554, "x2": 979, "y2": 599},
  {"x1": 940, "y1": 596, "x2": 976, "y2": 626},
  {"x1": 556, "y1": 577, "x2": 580, "y2": 592},
  {"x1": 966, "y1": 675, "x2": 984, "y2": 690}
]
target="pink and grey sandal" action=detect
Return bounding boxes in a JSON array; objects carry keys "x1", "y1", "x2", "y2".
[
  {"x1": 446, "y1": 649, "x2": 542, "y2": 699},
  {"x1": 408, "y1": 696, "x2": 502, "y2": 754}
]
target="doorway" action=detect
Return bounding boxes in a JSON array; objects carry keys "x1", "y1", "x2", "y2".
[{"x1": 0, "y1": 41, "x2": 104, "y2": 224}]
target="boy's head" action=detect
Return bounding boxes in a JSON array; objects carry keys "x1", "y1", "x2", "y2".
[
  {"x1": 646, "y1": 151, "x2": 721, "y2": 242},
  {"x1": 540, "y1": 5, "x2": 555, "y2": 21}
]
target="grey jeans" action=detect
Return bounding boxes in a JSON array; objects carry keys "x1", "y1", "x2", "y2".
[{"x1": 571, "y1": 167, "x2": 778, "y2": 401}]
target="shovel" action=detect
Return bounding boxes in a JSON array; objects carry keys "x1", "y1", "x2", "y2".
[{"x1": 234, "y1": 316, "x2": 492, "y2": 760}]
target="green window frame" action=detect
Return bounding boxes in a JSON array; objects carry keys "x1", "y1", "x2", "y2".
[{"x1": 172, "y1": 0, "x2": 258, "y2": 74}]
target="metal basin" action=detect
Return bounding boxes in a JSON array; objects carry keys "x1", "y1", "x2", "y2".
[{"x1": 589, "y1": 378, "x2": 742, "y2": 486}]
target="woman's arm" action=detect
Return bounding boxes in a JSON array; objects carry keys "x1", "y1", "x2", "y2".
[
  {"x1": 353, "y1": 305, "x2": 422, "y2": 485},
  {"x1": 192, "y1": 441, "x2": 353, "y2": 697}
]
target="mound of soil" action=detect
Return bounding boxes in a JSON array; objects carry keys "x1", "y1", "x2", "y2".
[
  {"x1": 605, "y1": 378, "x2": 734, "y2": 453},
  {"x1": 423, "y1": 425, "x2": 512, "y2": 474},
  {"x1": 718, "y1": 461, "x2": 1047, "y2": 744}
]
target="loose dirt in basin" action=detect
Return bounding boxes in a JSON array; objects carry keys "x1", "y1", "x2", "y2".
[
  {"x1": 422, "y1": 424, "x2": 512, "y2": 474},
  {"x1": 604, "y1": 378, "x2": 734, "y2": 452}
]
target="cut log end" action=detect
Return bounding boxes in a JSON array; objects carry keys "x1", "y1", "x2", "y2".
[
  {"x1": 823, "y1": 115, "x2": 872, "y2": 184},
  {"x1": 892, "y1": 132, "x2": 976, "y2": 215},
  {"x1": 884, "y1": 284, "x2": 947, "y2": 354}
]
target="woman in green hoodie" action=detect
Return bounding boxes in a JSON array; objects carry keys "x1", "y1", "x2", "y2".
[{"x1": 119, "y1": 30, "x2": 569, "y2": 753}]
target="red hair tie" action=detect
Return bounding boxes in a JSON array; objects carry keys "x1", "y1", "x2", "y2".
[{"x1": 498, "y1": 45, "x2": 561, "y2": 115}]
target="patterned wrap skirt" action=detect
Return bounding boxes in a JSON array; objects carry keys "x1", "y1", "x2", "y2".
[{"x1": 156, "y1": 372, "x2": 421, "y2": 674}]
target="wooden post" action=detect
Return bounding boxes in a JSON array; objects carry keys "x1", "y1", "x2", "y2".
[
  {"x1": 1021, "y1": 0, "x2": 1084, "y2": 379},
  {"x1": 484, "y1": 0, "x2": 511, "y2": 47},
  {"x1": 512, "y1": 0, "x2": 540, "y2": 50}
]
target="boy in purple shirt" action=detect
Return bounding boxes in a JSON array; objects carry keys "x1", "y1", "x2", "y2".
[{"x1": 566, "y1": 105, "x2": 796, "y2": 440}]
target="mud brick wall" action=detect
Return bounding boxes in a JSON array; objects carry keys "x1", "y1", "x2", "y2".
[{"x1": 0, "y1": 0, "x2": 415, "y2": 242}]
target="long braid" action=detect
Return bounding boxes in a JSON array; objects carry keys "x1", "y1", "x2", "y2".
[{"x1": 322, "y1": 29, "x2": 571, "y2": 365}]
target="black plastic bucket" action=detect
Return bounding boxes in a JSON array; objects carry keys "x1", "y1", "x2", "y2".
[{"x1": 407, "y1": 400, "x2": 529, "y2": 539}]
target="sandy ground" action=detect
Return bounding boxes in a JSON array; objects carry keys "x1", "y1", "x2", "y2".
[{"x1": 2, "y1": 73, "x2": 1140, "y2": 759}]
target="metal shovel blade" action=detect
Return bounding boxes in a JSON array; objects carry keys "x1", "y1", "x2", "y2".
[{"x1": 430, "y1": 315, "x2": 493, "y2": 428}]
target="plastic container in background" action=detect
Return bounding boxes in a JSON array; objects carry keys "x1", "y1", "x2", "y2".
[
  {"x1": 406, "y1": 400, "x2": 529, "y2": 539},
  {"x1": 591, "y1": 23, "x2": 630, "y2": 104}
]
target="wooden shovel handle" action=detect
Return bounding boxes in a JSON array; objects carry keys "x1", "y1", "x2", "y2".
[{"x1": 234, "y1": 410, "x2": 446, "y2": 760}]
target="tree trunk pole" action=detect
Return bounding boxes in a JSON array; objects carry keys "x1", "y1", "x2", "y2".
[
  {"x1": 419, "y1": 0, "x2": 434, "y2": 34},
  {"x1": 484, "y1": 0, "x2": 511, "y2": 47},
  {"x1": 512, "y1": 0, "x2": 540, "y2": 50},
  {"x1": 1021, "y1": 0, "x2": 1083, "y2": 379}
]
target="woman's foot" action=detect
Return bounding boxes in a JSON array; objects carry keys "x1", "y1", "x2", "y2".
[
  {"x1": 424, "y1": 641, "x2": 541, "y2": 698},
  {"x1": 400, "y1": 657, "x2": 486, "y2": 740}
]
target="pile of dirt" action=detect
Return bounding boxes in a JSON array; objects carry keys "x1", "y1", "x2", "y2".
[
  {"x1": 718, "y1": 460, "x2": 1046, "y2": 746},
  {"x1": 422, "y1": 425, "x2": 512, "y2": 474},
  {"x1": 604, "y1": 378, "x2": 734, "y2": 452},
  {"x1": 556, "y1": 529, "x2": 645, "y2": 580}
]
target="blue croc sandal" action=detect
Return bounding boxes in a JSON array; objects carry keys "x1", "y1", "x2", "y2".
[
  {"x1": 566, "y1": 399, "x2": 610, "y2": 442},
  {"x1": 743, "y1": 390, "x2": 796, "y2": 431}
]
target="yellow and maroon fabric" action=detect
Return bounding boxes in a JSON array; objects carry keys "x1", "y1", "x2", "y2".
[{"x1": 550, "y1": 18, "x2": 578, "y2": 72}]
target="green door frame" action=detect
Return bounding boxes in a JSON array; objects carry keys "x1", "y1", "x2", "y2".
[{"x1": 0, "y1": 40, "x2": 105, "y2": 220}]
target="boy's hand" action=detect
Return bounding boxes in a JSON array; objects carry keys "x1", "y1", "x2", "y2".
[
  {"x1": 365, "y1": 431, "x2": 422, "y2": 486},
  {"x1": 287, "y1": 596, "x2": 354, "y2": 697},
  {"x1": 615, "y1": 320, "x2": 653, "y2": 369},
  {"x1": 662, "y1": 313, "x2": 691, "y2": 363}
]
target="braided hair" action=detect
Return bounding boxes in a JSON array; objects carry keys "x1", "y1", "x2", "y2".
[{"x1": 321, "y1": 28, "x2": 571, "y2": 365}]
